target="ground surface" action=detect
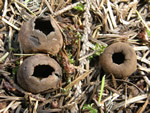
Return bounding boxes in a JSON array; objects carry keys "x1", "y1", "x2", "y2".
[{"x1": 0, "y1": 0, "x2": 150, "y2": 113}]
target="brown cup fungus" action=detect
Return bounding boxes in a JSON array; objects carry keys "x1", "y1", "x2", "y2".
[
  {"x1": 17, "y1": 54, "x2": 62, "y2": 93},
  {"x1": 99, "y1": 42, "x2": 137, "y2": 78},
  {"x1": 18, "y1": 16, "x2": 63, "y2": 55}
]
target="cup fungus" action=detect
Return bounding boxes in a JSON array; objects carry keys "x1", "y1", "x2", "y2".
[
  {"x1": 99, "y1": 42, "x2": 137, "y2": 78},
  {"x1": 18, "y1": 16, "x2": 63, "y2": 55},
  {"x1": 17, "y1": 54, "x2": 62, "y2": 93}
]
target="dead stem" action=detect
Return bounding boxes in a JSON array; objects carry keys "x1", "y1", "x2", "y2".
[
  {"x1": 112, "y1": 94, "x2": 147, "y2": 110},
  {"x1": 53, "y1": 1, "x2": 84, "y2": 17}
]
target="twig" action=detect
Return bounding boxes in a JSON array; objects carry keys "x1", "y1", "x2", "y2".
[
  {"x1": 0, "y1": 52, "x2": 9, "y2": 63},
  {"x1": 105, "y1": 85, "x2": 120, "y2": 95},
  {"x1": 143, "y1": 76, "x2": 150, "y2": 87},
  {"x1": 127, "y1": 1, "x2": 138, "y2": 20},
  {"x1": 89, "y1": 37, "x2": 108, "y2": 46},
  {"x1": 53, "y1": 1, "x2": 84, "y2": 17},
  {"x1": 0, "y1": 70, "x2": 45, "y2": 101},
  {"x1": 0, "y1": 100, "x2": 15, "y2": 113},
  {"x1": 0, "y1": 96, "x2": 23, "y2": 101},
  {"x1": 44, "y1": 0, "x2": 54, "y2": 14},
  {"x1": 138, "y1": 64, "x2": 150, "y2": 73},
  {"x1": 8, "y1": 16, "x2": 13, "y2": 50},
  {"x1": 136, "y1": 10, "x2": 150, "y2": 31},
  {"x1": 137, "y1": 56, "x2": 150, "y2": 65},
  {"x1": 2, "y1": 18, "x2": 20, "y2": 31},
  {"x1": 107, "y1": 10, "x2": 113, "y2": 30},
  {"x1": 64, "y1": 68, "x2": 94, "y2": 90},
  {"x1": 35, "y1": 0, "x2": 44, "y2": 15},
  {"x1": 73, "y1": 65, "x2": 88, "y2": 72},
  {"x1": 125, "y1": 83, "x2": 127, "y2": 108},
  {"x1": 2, "y1": 0, "x2": 8, "y2": 17},
  {"x1": 99, "y1": 0, "x2": 105, "y2": 8},
  {"x1": 112, "y1": 94, "x2": 147, "y2": 110},
  {"x1": 0, "y1": 70, "x2": 27, "y2": 94},
  {"x1": 98, "y1": 34, "x2": 126, "y2": 38},
  {"x1": 13, "y1": 53, "x2": 36, "y2": 56},
  {"x1": 116, "y1": 79, "x2": 144, "y2": 93},
  {"x1": 142, "y1": 51, "x2": 149, "y2": 59},
  {"x1": 13, "y1": 0, "x2": 35, "y2": 16},
  {"x1": 137, "y1": 98, "x2": 149, "y2": 113},
  {"x1": 133, "y1": 46, "x2": 149, "y2": 51},
  {"x1": 107, "y1": 0, "x2": 117, "y2": 28},
  {"x1": 79, "y1": 51, "x2": 95, "y2": 61},
  {"x1": 100, "y1": 93, "x2": 120, "y2": 107},
  {"x1": 37, "y1": 109, "x2": 62, "y2": 113},
  {"x1": 33, "y1": 100, "x2": 38, "y2": 113}
]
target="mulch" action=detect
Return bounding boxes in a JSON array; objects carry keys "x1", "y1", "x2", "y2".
[{"x1": 0, "y1": 0, "x2": 150, "y2": 113}]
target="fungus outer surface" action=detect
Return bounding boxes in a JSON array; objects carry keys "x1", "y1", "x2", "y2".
[
  {"x1": 100, "y1": 42, "x2": 137, "y2": 78},
  {"x1": 17, "y1": 54, "x2": 62, "y2": 93},
  {"x1": 18, "y1": 16, "x2": 63, "y2": 55}
]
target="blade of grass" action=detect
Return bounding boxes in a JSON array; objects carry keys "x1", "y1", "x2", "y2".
[{"x1": 98, "y1": 75, "x2": 105, "y2": 104}]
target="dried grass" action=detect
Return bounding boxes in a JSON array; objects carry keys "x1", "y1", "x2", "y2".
[{"x1": 0, "y1": 0, "x2": 150, "y2": 112}]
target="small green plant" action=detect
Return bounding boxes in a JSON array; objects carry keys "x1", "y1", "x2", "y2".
[
  {"x1": 94, "y1": 43, "x2": 106, "y2": 56},
  {"x1": 98, "y1": 75, "x2": 106, "y2": 104},
  {"x1": 82, "y1": 103, "x2": 97, "y2": 113},
  {"x1": 89, "y1": 43, "x2": 106, "y2": 59},
  {"x1": 73, "y1": 3, "x2": 84, "y2": 11},
  {"x1": 68, "y1": 54, "x2": 75, "y2": 64},
  {"x1": 10, "y1": 47, "x2": 19, "y2": 53},
  {"x1": 12, "y1": 61, "x2": 20, "y2": 75},
  {"x1": 146, "y1": 29, "x2": 150, "y2": 37},
  {"x1": 60, "y1": 87, "x2": 71, "y2": 94},
  {"x1": 76, "y1": 32, "x2": 82, "y2": 39}
]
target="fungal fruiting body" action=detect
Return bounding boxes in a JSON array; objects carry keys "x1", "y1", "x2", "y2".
[
  {"x1": 17, "y1": 54, "x2": 62, "y2": 93},
  {"x1": 18, "y1": 16, "x2": 63, "y2": 55},
  {"x1": 100, "y1": 42, "x2": 137, "y2": 78}
]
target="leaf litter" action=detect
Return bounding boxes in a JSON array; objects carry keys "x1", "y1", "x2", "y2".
[{"x1": 0, "y1": 0, "x2": 150, "y2": 112}]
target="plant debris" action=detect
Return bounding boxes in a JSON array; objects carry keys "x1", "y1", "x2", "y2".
[{"x1": 0, "y1": 0, "x2": 150, "y2": 112}]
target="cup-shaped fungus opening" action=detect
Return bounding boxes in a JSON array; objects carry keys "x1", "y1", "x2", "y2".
[
  {"x1": 34, "y1": 18, "x2": 54, "y2": 35},
  {"x1": 99, "y1": 42, "x2": 137, "y2": 78},
  {"x1": 32, "y1": 65, "x2": 55, "y2": 80},
  {"x1": 17, "y1": 54, "x2": 62, "y2": 93},
  {"x1": 112, "y1": 52, "x2": 125, "y2": 64}
]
